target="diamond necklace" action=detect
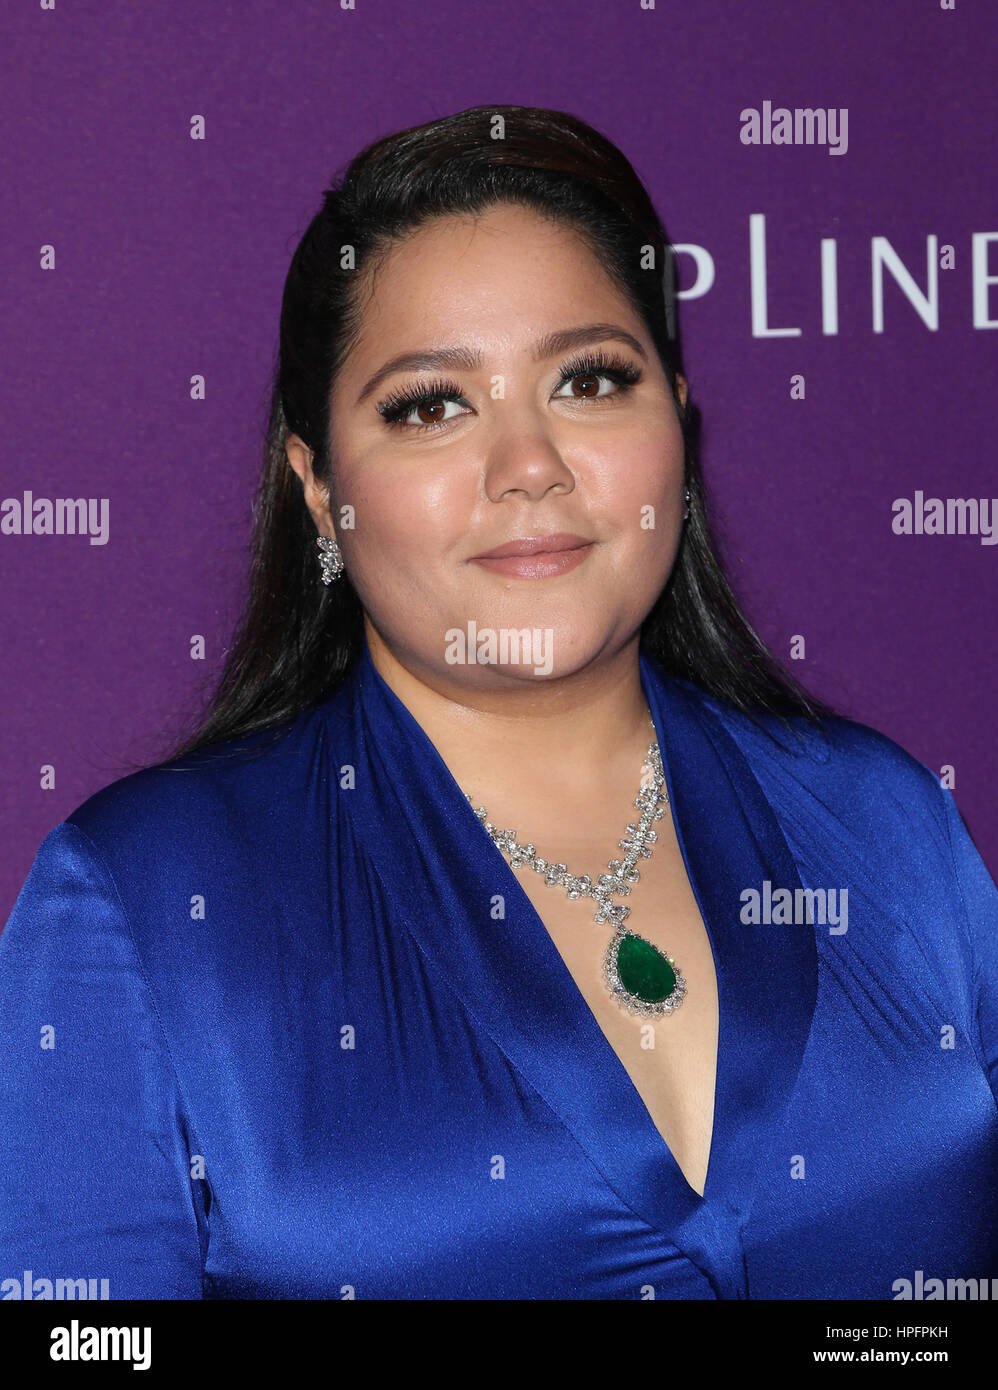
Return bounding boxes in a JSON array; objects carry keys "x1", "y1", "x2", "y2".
[{"x1": 462, "y1": 735, "x2": 688, "y2": 1018}]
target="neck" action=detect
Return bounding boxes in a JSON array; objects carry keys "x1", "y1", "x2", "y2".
[{"x1": 364, "y1": 621, "x2": 655, "y2": 805}]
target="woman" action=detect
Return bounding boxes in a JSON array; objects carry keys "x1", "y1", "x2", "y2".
[{"x1": 2, "y1": 105, "x2": 996, "y2": 1302}]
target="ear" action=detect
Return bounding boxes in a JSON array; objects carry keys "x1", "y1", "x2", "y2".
[
  {"x1": 675, "y1": 373, "x2": 688, "y2": 412},
  {"x1": 285, "y1": 434, "x2": 335, "y2": 537}
]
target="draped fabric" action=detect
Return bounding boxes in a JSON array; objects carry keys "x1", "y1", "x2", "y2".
[{"x1": 2, "y1": 636, "x2": 997, "y2": 1299}]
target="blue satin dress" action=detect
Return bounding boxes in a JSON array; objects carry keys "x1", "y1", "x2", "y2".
[{"x1": 2, "y1": 638, "x2": 997, "y2": 1300}]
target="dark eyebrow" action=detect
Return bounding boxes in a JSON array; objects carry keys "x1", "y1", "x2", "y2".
[{"x1": 355, "y1": 324, "x2": 648, "y2": 405}]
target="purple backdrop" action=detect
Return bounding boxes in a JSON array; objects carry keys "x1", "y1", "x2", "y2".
[{"x1": 2, "y1": 0, "x2": 996, "y2": 919}]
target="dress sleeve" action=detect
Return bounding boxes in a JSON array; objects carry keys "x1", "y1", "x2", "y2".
[
  {"x1": 0, "y1": 822, "x2": 206, "y2": 1299},
  {"x1": 939, "y1": 785, "x2": 998, "y2": 1106}
]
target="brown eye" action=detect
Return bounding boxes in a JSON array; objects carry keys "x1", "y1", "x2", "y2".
[
  {"x1": 415, "y1": 399, "x2": 447, "y2": 424},
  {"x1": 570, "y1": 373, "x2": 602, "y2": 398},
  {"x1": 378, "y1": 387, "x2": 470, "y2": 431},
  {"x1": 555, "y1": 370, "x2": 619, "y2": 401}
]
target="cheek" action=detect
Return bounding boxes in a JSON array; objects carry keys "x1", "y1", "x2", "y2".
[
  {"x1": 334, "y1": 464, "x2": 448, "y2": 562},
  {"x1": 588, "y1": 426, "x2": 684, "y2": 535},
  {"x1": 331, "y1": 462, "x2": 465, "y2": 624}
]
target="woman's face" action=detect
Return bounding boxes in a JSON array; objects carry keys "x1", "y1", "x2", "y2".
[{"x1": 291, "y1": 202, "x2": 687, "y2": 687}]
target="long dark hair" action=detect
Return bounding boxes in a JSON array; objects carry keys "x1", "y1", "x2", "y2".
[{"x1": 157, "y1": 104, "x2": 832, "y2": 767}]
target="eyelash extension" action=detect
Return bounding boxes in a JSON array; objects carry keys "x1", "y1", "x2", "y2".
[
  {"x1": 377, "y1": 376, "x2": 467, "y2": 428},
  {"x1": 557, "y1": 349, "x2": 642, "y2": 392},
  {"x1": 375, "y1": 350, "x2": 643, "y2": 431}
]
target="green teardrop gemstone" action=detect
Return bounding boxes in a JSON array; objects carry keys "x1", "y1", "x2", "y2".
[{"x1": 615, "y1": 932, "x2": 677, "y2": 1003}]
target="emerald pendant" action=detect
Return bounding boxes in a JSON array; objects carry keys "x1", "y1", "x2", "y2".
[
  {"x1": 604, "y1": 928, "x2": 687, "y2": 1018},
  {"x1": 618, "y1": 932, "x2": 677, "y2": 1000},
  {"x1": 465, "y1": 734, "x2": 689, "y2": 1017}
]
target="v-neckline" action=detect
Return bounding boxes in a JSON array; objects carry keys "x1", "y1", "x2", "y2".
[
  {"x1": 335, "y1": 639, "x2": 819, "y2": 1258},
  {"x1": 467, "y1": 674, "x2": 723, "y2": 1204}
]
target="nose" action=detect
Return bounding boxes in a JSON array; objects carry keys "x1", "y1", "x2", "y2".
[{"x1": 482, "y1": 417, "x2": 576, "y2": 503}]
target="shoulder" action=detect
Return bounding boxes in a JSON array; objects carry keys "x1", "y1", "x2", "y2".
[
  {"x1": 674, "y1": 676, "x2": 949, "y2": 843},
  {"x1": 64, "y1": 699, "x2": 340, "y2": 879}
]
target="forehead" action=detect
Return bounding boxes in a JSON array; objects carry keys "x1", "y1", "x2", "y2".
[{"x1": 346, "y1": 205, "x2": 633, "y2": 357}]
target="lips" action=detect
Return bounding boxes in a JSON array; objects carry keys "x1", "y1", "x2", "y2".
[
  {"x1": 469, "y1": 533, "x2": 596, "y2": 580},
  {"x1": 471, "y1": 532, "x2": 593, "y2": 560}
]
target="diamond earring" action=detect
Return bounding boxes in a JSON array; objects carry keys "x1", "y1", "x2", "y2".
[
  {"x1": 317, "y1": 535, "x2": 344, "y2": 584},
  {"x1": 683, "y1": 487, "x2": 691, "y2": 521}
]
